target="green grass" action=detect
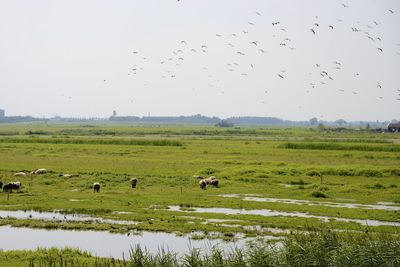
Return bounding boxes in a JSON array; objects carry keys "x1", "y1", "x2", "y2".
[
  {"x1": 0, "y1": 137, "x2": 183, "y2": 146},
  {"x1": 280, "y1": 141, "x2": 400, "y2": 152},
  {"x1": 0, "y1": 124, "x2": 399, "y2": 239}
]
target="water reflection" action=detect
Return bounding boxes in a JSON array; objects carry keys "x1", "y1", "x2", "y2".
[
  {"x1": 0, "y1": 226, "x2": 252, "y2": 259},
  {"x1": 221, "y1": 194, "x2": 400, "y2": 211},
  {"x1": 0, "y1": 210, "x2": 138, "y2": 225},
  {"x1": 168, "y1": 206, "x2": 400, "y2": 227}
]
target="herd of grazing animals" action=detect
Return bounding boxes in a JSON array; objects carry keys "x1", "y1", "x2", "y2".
[{"x1": 1, "y1": 168, "x2": 219, "y2": 193}]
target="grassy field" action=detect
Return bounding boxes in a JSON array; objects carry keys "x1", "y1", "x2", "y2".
[{"x1": 0, "y1": 123, "x2": 399, "y2": 265}]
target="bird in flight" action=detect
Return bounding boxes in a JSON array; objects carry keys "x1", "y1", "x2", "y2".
[
  {"x1": 278, "y1": 74, "x2": 284, "y2": 79},
  {"x1": 377, "y1": 48, "x2": 383, "y2": 52},
  {"x1": 255, "y1": 11, "x2": 261, "y2": 16},
  {"x1": 311, "y1": 29, "x2": 316, "y2": 34},
  {"x1": 237, "y1": 51, "x2": 245, "y2": 55},
  {"x1": 272, "y1": 22, "x2": 280, "y2": 26}
]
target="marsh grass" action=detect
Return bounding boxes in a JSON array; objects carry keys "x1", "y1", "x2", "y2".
[
  {"x1": 0, "y1": 137, "x2": 182, "y2": 147},
  {"x1": 3, "y1": 230, "x2": 397, "y2": 266},
  {"x1": 280, "y1": 142, "x2": 400, "y2": 152}
]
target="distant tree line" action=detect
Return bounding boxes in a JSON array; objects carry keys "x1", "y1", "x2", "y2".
[
  {"x1": 0, "y1": 114, "x2": 393, "y2": 128},
  {"x1": 0, "y1": 116, "x2": 44, "y2": 123}
]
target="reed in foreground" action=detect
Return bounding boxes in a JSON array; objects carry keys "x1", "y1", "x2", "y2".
[{"x1": 2, "y1": 230, "x2": 395, "y2": 267}]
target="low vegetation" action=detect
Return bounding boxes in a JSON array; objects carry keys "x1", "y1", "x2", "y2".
[{"x1": 0, "y1": 230, "x2": 398, "y2": 266}]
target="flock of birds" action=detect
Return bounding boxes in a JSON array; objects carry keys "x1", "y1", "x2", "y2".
[{"x1": 103, "y1": 2, "x2": 400, "y2": 108}]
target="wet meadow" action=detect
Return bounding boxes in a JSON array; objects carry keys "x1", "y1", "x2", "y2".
[{"x1": 0, "y1": 123, "x2": 399, "y2": 266}]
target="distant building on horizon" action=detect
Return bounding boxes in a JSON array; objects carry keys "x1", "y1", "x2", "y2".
[{"x1": 0, "y1": 108, "x2": 4, "y2": 118}]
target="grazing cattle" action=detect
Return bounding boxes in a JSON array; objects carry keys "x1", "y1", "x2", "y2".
[
  {"x1": 208, "y1": 179, "x2": 219, "y2": 187},
  {"x1": 14, "y1": 172, "x2": 27, "y2": 177},
  {"x1": 3, "y1": 182, "x2": 21, "y2": 192},
  {"x1": 199, "y1": 180, "x2": 207, "y2": 190},
  {"x1": 0, "y1": 181, "x2": 2, "y2": 189},
  {"x1": 130, "y1": 178, "x2": 138, "y2": 188},
  {"x1": 12, "y1": 181, "x2": 22, "y2": 190},
  {"x1": 93, "y1": 182, "x2": 100, "y2": 193},
  {"x1": 31, "y1": 168, "x2": 48, "y2": 175},
  {"x1": 3, "y1": 183, "x2": 13, "y2": 192},
  {"x1": 205, "y1": 176, "x2": 219, "y2": 187}
]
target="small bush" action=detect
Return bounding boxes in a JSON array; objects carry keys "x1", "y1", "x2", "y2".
[
  {"x1": 311, "y1": 191, "x2": 327, "y2": 198},
  {"x1": 373, "y1": 183, "x2": 385, "y2": 189},
  {"x1": 357, "y1": 169, "x2": 383, "y2": 177},
  {"x1": 390, "y1": 169, "x2": 400, "y2": 176},
  {"x1": 306, "y1": 170, "x2": 321, "y2": 177}
]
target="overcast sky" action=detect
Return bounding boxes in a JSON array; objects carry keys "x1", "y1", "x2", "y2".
[{"x1": 0, "y1": 0, "x2": 399, "y2": 121}]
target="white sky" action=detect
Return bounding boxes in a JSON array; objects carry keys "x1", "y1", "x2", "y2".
[{"x1": 0, "y1": 0, "x2": 399, "y2": 121}]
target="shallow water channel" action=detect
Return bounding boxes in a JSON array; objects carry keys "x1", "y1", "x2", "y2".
[
  {"x1": 0, "y1": 225, "x2": 252, "y2": 259},
  {"x1": 220, "y1": 194, "x2": 400, "y2": 211},
  {"x1": 168, "y1": 206, "x2": 400, "y2": 227},
  {"x1": 0, "y1": 209, "x2": 138, "y2": 225}
]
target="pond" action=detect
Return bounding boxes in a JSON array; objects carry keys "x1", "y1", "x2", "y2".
[{"x1": 0, "y1": 225, "x2": 256, "y2": 259}]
